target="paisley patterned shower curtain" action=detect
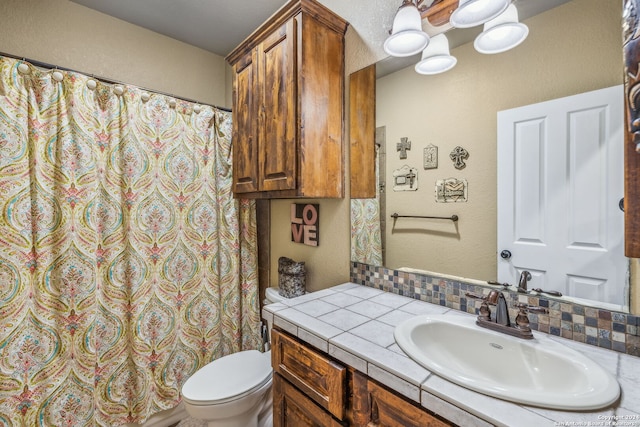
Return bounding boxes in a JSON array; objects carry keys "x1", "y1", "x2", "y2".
[
  {"x1": 0, "y1": 56, "x2": 261, "y2": 426},
  {"x1": 351, "y1": 145, "x2": 382, "y2": 266}
]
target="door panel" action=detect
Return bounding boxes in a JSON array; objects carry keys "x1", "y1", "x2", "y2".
[
  {"x1": 233, "y1": 54, "x2": 259, "y2": 193},
  {"x1": 258, "y1": 18, "x2": 296, "y2": 191},
  {"x1": 498, "y1": 85, "x2": 627, "y2": 309},
  {"x1": 513, "y1": 118, "x2": 546, "y2": 245}
]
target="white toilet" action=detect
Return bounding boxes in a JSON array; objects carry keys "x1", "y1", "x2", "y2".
[{"x1": 181, "y1": 287, "x2": 288, "y2": 427}]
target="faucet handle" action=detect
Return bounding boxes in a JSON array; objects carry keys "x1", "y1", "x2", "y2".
[
  {"x1": 465, "y1": 291, "x2": 486, "y2": 300},
  {"x1": 466, "y1": 291, "x2": 501, "y2": 322},
  {"x1": 465, "y1": 290, "x2": 500, "y2": 304},
  {"x1": 487, "y1": 280, "x2": 510, "y2": 289},
  {"x1": 465, "y1": 292, "x2": 491, "y2": 321},
  {"x1": 514, "y1": 303, "x2": 548, "y2": 331},
  {"x1": 515, "y1": 302, "x2": 548, "y2": 313}
]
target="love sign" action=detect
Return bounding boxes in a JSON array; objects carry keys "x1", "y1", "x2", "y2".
[{"x1": 291, "y1": 204, "x2": 319, "y2": 246}]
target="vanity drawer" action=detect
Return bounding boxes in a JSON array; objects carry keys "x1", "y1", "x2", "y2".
[{"x1": 271, "y1": 329, "x2": 346, "y2": 420}]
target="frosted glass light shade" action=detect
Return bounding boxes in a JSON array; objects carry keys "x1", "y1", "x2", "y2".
[
  {"x1": 384, "y1": 0, "x2": 430, "y2": 57},
  {"x1": 474, "y1": 4, "x2": 529, "y2": 54},
  {"x1": 450, "y1": 0, "x2": 510, "y2": 28},
  {"x1": 415, "y1": 34, "x2": 457, "y2": 75}
]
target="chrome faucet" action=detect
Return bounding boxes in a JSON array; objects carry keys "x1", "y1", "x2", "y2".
[{"x1": 518, "y1": 270, "x2": 532, "y2": 293}]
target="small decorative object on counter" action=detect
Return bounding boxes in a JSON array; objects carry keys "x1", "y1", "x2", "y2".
[{"x1": 278, "y1": 257, "x2": 306, "y2": 298}]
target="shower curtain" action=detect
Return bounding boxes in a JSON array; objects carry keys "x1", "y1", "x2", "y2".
[
  {"x1": 0, "y1": 56, "x2": 261, "y2": 426},
  {"x1": 351, "y1": 145, "x2": 383, "y2": 266}
]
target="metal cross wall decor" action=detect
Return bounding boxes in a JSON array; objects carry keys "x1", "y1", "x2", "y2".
[
  {"x1": 450, "y1": 146, "x2": 469, "y2": 169},
  {"x1": 397, "y1": 137, "x2": 411, "y2": 159}
]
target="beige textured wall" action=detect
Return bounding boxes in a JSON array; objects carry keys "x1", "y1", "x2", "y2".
[
  {"x1": 378, "y1": 0, "x2": 622, "y2": 280},
  {"x1": 0, "y1": 0, "x2": 228, "y2": 107}
]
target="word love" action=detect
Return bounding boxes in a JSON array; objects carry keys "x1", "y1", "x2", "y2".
[{"x1": 291, "y1": 204, "x2": 319, "y2": 247}]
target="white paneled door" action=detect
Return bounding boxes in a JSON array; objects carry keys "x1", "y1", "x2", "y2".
[{"x1": 497, "y1": 85, "x2": 628, "y2": 310}]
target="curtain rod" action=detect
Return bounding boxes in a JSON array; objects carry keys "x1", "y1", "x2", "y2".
[{"x1": 0, "y1": 50, "x2": 232, "y2": 113}]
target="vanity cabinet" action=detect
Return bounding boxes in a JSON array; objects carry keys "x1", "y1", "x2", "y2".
[
  {"x1": 351, "y1": 371, "x2": 450, "y2": 427},
  {"x1": 271, "y1": 329, "x2": 347, "y2": 426},
  {"x1": 226, "y1": 0, "x2": 348, "y2": 199},
  {"x1": 271, "y1": 328, "x2": 453, "y2": 427}
]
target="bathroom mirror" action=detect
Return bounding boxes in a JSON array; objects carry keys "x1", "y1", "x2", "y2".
[{"x1": 350, "y1": 0, "x2": 628, "y2": 310}]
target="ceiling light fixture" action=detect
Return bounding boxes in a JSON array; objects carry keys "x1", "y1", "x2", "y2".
[
  {"x1": 384, "y1": 0, "x2": 430, "y2": 57},
  {"x1": 450, "y1": 0, "x2": 510, "y2": 28},
  {"x1": 474, "y1": 4, "x2": 529, "y2": 54},
  {"x1": 385, "y1": 0, "x2": 529, "y2": 75},
  {"x1": 415, "y1": 34, "x2": 457, "y2": 75}
]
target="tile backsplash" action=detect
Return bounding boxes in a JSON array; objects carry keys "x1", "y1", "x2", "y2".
[{"x1": 350, "y1": 262, "x2": 640, "y2": 357}]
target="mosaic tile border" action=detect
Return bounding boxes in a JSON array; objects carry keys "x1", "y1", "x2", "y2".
[{"x1": 350, "y1": 261, "x2": 640, "y2": 357}]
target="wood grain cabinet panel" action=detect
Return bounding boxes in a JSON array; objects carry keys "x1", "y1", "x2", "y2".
[
  {"x1": 273, "y1": 373, "x2": 345, "y2": 427},
  {"x1": 623, "y1": 0, "x2": 640, "y2": 257},
  {"x1": 272, "y1": 328, "x2": 456, "y2": 427},
  {"x1": 351, "y1": 371, "x2": 453, "y2": 427},
  {"x1": 349, "y1": 64, "x2": 376, "y2": 199},
  {"x1": 226, "y1": 0, "x2": 348, "y2": 199},
  {"x1": 271, "y1": 329, "x2": 346, "y2": 420},
  {"x1": 232, "y1": 53, "x2": 259, "y2": 193},
  {"x1": 258, "y1": 19, "x2": 296, "y2": 192}
]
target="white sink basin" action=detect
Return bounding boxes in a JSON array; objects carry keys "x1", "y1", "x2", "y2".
[{"x1": 394, "y1": 314, "x2": 620, "y2": 410}]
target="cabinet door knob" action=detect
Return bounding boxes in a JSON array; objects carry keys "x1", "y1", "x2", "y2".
[{"x1": 500, "y1": 250, "x2": 512, "y2": 260}]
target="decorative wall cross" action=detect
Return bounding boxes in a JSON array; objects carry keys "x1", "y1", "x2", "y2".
[
  {"x1": 450, "y1": 146, "x2": 469, "y2": 169},
  {"x1": 405, "y1": 169, "x2": 416, "y2": 188},
  {"x1": 396, "y1": 137, "x2": 411, "y2": 159}
]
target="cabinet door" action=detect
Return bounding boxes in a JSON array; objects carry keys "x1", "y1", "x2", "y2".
[
  {"x1": 257, "y1": 17, "x2": 297, "y2": 192},
  {"x1": 271, "y1": 329, "x2": 346, "y2": 420},
  {"x1": 349, "y1": 64, "x2": 376, "y2": 198},
  {"x1": 273, "y1": 373, "x2": 344, "y2": 427},
  {"x1": 232, "y1": 51, "x2": 260, "y2": 193},
  {"x1": 352, "y1": 371, "x2": 451, "y2": 427}
]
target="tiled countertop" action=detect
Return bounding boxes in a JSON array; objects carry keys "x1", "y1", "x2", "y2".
[{"x1": 262, "y1": 282, "x2": 640, "y2": 427}]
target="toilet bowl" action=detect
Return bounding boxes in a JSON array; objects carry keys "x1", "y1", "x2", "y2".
[{"x1": 181, "y1": 287, "x2": 290, "y2": 427}]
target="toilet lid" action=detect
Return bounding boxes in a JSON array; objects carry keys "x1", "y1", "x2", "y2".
[{"x1": 182, "y1": 350, "x2": 272, "y2": 404}]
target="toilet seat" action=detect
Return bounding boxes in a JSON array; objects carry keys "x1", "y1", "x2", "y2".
[{"x1": 182, "y1": 350, "x2": 272, "y2": 405}]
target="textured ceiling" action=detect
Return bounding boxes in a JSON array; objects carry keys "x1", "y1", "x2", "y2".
[{"x1": 69, "y1": 0, "x2": 570, "y2": 62}]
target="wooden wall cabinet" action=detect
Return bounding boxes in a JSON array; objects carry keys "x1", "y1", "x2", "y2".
[
  {"x1": 226, "y1": 0, "x2": 348, "y2": 199},
  {"x1": 349, "y1": 64, "x2": 376, "y2": 199},
  {"x1": 271, "y1": 328, "x2": 453, "y2": 427}
]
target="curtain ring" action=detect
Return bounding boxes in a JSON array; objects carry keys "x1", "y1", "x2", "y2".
[
  {"x1": 52, "y1": 69, "x2": 64, "y2": 82},
  {"x1": 17, "y1": 62, "x2": 30, "y2": 75}
]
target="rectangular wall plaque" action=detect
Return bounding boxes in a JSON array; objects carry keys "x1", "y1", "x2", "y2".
[
  {"x1": 392, "y1": 165, "x2": 418, "y2": 191},
  {"x1": 424, "y1": 144, "x2": 438, "y2": 169},
  {"x1": 291, "y1": 203, "x2": 319, "y2": 246},
  {"x1": 435, "y1": 178, "x2": 468, "y2": 203}
]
